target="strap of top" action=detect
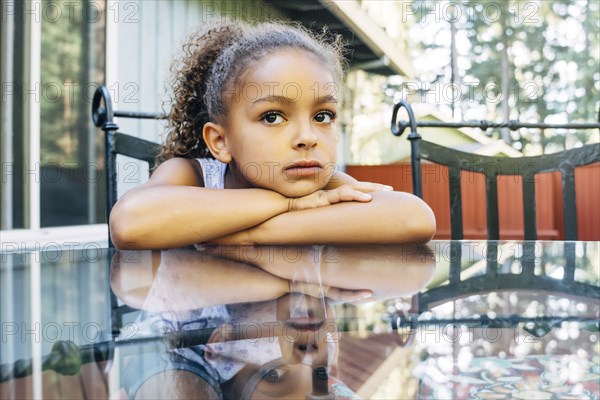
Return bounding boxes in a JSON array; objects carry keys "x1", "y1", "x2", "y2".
[{"x1": 196, "y1": 158, "x2": 227, "y2": 189}]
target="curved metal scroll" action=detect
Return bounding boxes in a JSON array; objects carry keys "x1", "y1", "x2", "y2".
[{"x1": 391, "y1": 101, "x2": 423, "y2": 197}]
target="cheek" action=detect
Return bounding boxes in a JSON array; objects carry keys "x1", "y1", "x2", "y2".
[
  {"x1": 278, "y1": 338, "x2": 295, "y2": 362},
  {"x1": 240, "y1": 163, "x2": 264, "y2": 183},
  {"x1": 230, "y1": 140, "x2": 266, "y2": 163},
  {"x1": 321, "y1": 130, "x2": 338, "y2": 148},
  {"x1": 323, "y1": 137, "x2": 338, "y2": 159}
]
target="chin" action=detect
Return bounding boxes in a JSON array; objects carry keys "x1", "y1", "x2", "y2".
[{"x1": 275, "y1": 183, "x2": 325, "y2": 199}]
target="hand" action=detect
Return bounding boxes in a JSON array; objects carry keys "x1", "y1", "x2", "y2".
[{"x1": 288, "y1": 182, "x2": 393, "y2": 211}]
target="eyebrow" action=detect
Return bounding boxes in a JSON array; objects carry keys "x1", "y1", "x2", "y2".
[{"x1": 251, "y1": 94, "x2": 338, "y2": 105}]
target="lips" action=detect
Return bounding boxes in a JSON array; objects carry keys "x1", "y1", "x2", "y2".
[
  {"x1": 285, "y1": 160, "x2": 323, "y2": 169},
  {"x1": 284, "y1": 160, "x2": 323, "y2": 178},
  {"x1": 284, "y1": 318, "x2": 325, "y2": 332}
]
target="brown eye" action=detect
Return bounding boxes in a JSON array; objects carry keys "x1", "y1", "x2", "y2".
[
  {"x1": 261, "y1": 111, "x2": 284, "y2": 125},
  {"x1": 314, "y1": 111, "x2": 336, "y2": 123}
]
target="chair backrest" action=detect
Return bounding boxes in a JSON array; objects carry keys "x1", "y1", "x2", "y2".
[
  {"x1": 92, "y1": 86, "x2": 163, "y2": 247},
  {"x1": 391, "y1": 101, "x2": 600, "y2": 240}
]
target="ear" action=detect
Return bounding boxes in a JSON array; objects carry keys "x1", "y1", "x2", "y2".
[{"x1": 202, "y1": 122, "x2": 232, "y2": 163}]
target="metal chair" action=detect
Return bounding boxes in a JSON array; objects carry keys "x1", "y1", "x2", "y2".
[
  {"x1": 391, "y1": 240, "x2": 600, "y2": 347},
  {"x1": 391, "y1": 101, "x2": 600, "y2": 240},
  {"x1": 91, "y1": 85, "x2": 166, "y2": 340},
  {"x1": 91, "y1": 86, "x2": 164, "y2": 247}
]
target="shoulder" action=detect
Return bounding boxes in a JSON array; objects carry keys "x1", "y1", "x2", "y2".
[{"x1": 148, "y1": 157, "x2": 205, "y2": 187}]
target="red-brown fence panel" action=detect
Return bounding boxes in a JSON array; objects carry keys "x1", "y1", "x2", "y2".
[{"x1": 346, "y1": 163, "x2": 599, "y2": 241}]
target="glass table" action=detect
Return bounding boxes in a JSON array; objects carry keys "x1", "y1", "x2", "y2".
[{"x1": 1, "y1": 241, "x2": 598, "y2": 399}]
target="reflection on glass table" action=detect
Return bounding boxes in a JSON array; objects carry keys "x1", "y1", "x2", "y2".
[
  {"x1": 1, "y1": 241, "x2": 598, "y2": 399},
  {"x1": 338, "y1": 242, "x2": 599, "y2": 399}
]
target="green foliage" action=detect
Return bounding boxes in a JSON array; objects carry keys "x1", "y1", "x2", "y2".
[
  {"x1": 40, "y1": 0, "x2": 83, "y2": 165},
  {"x1": 400, "y1": 0, "x2": 599, "y2": 154}
]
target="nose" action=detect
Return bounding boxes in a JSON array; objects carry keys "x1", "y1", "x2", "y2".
[
  {"x1": 292, "y1": 334, "x2": 329, "y2": 365},
  {"x1": 296, "y1": 341, "x2": 319, "y2": 352},
  {"x1": 293, "y1": 123, "x2": 318, "y2": 149},
  {"x1": 292, "y1": 341, "x2": 317, "y2": 361}
]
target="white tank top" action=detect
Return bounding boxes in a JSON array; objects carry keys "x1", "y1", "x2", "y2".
[{"x1": 196, "y1": 158, "x2": 227, "y2": 189}]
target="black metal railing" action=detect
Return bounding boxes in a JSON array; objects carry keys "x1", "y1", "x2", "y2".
[
  {"x1": 390, "y1": 101, "x2": 600, "y2": 240},
  {"x1": 91, "y1": 86, "x2": 164, "y2": 247}
]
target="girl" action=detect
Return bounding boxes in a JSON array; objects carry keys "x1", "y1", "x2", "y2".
[{"x1": 109, "y1": 21, "x2": 435, "y2": 249}]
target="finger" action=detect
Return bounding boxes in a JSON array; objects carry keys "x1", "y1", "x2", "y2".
[
  {"x1": 289, "y1": 281, "x2": 327, "y2": 298},
  {"x1": 351, "y1": 182, "x2": 394, "y2": 192},
  {"x1": 326, "y1": 188, "x2": 371, "y2": 204},
  {"x1": 325, "y1": 288, "x2": 373, "y2": 302}
]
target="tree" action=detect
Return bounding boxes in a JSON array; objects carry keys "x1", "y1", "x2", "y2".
[{"x1": 395, "y1": 0, "x2": 599, "y2": 154}]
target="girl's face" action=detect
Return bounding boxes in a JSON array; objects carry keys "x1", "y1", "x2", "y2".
[
  {"x1": 221, "y1": 293, "x2": 338, "y2": 399},
  {"x1": 220, "y1": 49, "x2": 339, "y2": 198}
]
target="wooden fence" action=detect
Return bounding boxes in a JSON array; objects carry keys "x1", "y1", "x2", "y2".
[{"x1": 346, "y1": 162, "x2": 600, "y2": 241}]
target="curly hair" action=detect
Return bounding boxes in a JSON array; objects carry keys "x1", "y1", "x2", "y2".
[{"x1": 159, "y1": 20, "x2": 346, "y2": 163}]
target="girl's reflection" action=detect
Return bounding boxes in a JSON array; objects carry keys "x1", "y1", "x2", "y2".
[
  {"x1": 110, "y1": 245, "x2": 435, "y2": 399},
  {"x1": 209, "y1": 293, "x2": 337, "y2": 399}
]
